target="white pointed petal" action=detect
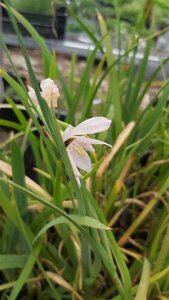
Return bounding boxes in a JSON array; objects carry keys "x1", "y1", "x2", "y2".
[
  {"x1": 67, "y1": 148, "x2": 81, "y2": 186},
  {"x1": 27, "y1": 86, "x2": 38, "y2": 105},
  {"x1": 75, "y1": 136, "x2": 112, "y2": 148},
  {"x1": 72, "y1": 117, "x2": 112, "y2": 135},
  {"x1": 68, "y1": 142, "x2": 92, "y2": 172},
  {"x1": 75, "y1": 139, "x2": 95, "y2": 152},
  {"x1": 67, "y1": 149, "x2": 81, "y2": 177},
  {"x1": 62, "y1": 125, "x2": 74, "y2": 142}
]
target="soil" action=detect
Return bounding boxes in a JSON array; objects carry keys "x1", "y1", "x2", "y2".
[{"x1": 3, "y1": 47, "x2": 87, "y2": 83}]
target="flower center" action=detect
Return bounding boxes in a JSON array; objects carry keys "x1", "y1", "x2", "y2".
[{"x1": 65, "y1": 138, "x2": 74, "y2": 147}]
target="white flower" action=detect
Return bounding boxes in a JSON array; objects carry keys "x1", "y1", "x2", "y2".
[
  {"x1": 62, "y1": 117, "x2": 112, "y2": 186},
  {"x1": 28, "y1": 78, "x2": 60, "y2": 108}
]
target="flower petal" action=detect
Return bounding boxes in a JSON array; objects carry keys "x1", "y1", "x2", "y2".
[
  {"x1": 40, "y1": 78, "x2": 56, "y2": 93},
  {"x1": 71, "y1": 117, "x2": 111, "y2": 135},
  {"x1": 67, "y1": 148, "x2": 81, "y2": 186},
  {"x1": 28, "y1": 86, "x2": 39, "y2": 106},
  {"x1": 62, "y1": 125, "x2": 74, "y2": 142},
  {"x1": 40, "y1": 78, "x2": 60, "y2": 108},
  {"x1": 75, "y1": 136, "x2": 112, "y2": 149},
  {"x1": 68, "y1": 142, "x2": 92, "y2": 172},
  {"x1": 75, "y1": 138, "x2": 95, "y2": 152}
]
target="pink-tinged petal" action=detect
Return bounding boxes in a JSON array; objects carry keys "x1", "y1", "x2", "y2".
[
  {"x1": 71, "y1": 117, "x2": 112, "y2": 135},
  {"x1": 67, "y1": 148, "x2": 81, "y2": 177},
  {"x1": 27, "y1": 86, "x2": 38, "y2": 105},
  {"x1": 74, "y1": 136, "x2": 112, "y2": 148},
  {"x1": 68, "y1": 142, "x2": 92, "y2": 172},
  {"x1": 67, "y1": 148, "x2": 81, "y2": 186},
  {"x1": 62, "y1": 125, "x2": 74, "y2": 142},
  {"x1": 75, "y1": 138, "x2": 95, "y2": 152}
]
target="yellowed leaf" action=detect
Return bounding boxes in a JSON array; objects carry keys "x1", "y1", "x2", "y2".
[
  {"x1": 46, "y1": 271, "x2": 83, "y2": 300},
  {"x1": 0, "y1": 160, "x2": 51, "y2": 201},
  {"x1": 97, "y1": 121, "x2": 135, "y2": 179}
]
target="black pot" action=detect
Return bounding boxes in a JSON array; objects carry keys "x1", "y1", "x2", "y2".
[{"x1": 2, "y1": 6, "x2": 67, "y2": 40}]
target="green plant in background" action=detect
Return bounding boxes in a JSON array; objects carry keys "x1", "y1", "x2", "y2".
[
  {"x1": 10, "y1": 0, "x2": 53, "y2": 15},
  {"x1": 0, "y1": 0, "x2": 169, "y2": 299},
  {"x1": 9, "y1": 0, "x2": 66, "y2": 15},
  {"x1": 68, "y1": 0, "x2": 169, "y2": 36}
]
